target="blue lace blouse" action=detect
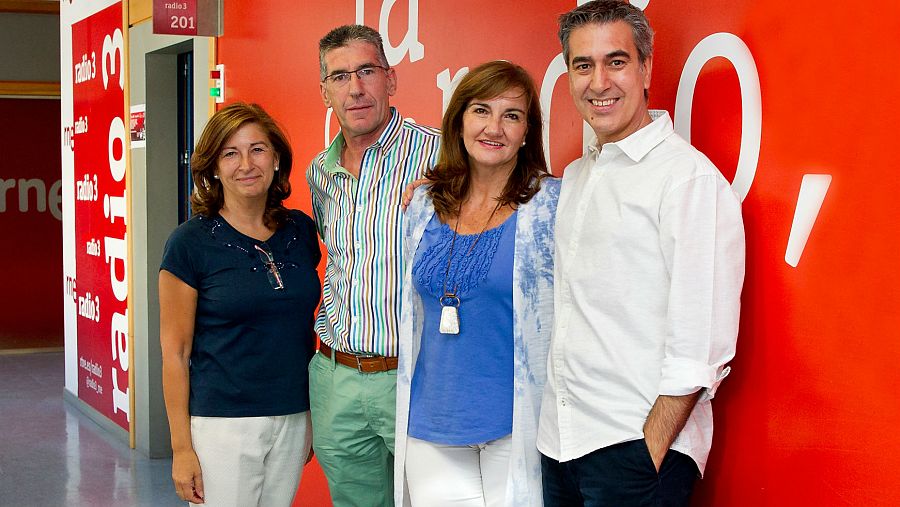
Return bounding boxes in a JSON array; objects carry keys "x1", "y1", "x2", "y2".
[{"x1": 408, "y1": 211, "x2": 517, "y2": 445}]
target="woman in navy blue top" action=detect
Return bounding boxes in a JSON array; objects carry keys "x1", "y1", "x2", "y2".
[
  {"x1": 395, "y1": 61, "x2": 559, "y2": 506},
  {"x1": 159, "y1": 103, "x2": 320, "y2": 507}
]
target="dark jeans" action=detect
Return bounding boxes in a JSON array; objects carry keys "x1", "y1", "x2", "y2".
[{"x1": 541, "y1": 439, "x2": 698, "y2": 507}]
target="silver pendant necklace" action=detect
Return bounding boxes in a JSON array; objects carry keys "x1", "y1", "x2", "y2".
[{"x1": 439, "y1": 201, "x2": 502, "y2": 335}]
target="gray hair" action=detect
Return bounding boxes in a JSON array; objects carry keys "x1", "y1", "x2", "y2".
[
  {"x1": 558, "y1": 0, "x2": 654, "y2": 67},
  {"x1": 318, "y1": 24, "x2": 389, "y2": 80}
]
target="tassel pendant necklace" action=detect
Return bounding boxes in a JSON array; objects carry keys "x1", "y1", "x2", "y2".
[{"x1": 439, "y1": 201, "x2": 502, "y2": 335}]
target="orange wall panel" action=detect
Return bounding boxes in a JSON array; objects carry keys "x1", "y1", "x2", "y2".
[{"x1": 128, "y1": 0, "x2": 150, "y2": 25}]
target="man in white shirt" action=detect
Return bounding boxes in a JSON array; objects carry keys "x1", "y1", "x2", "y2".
[{"x1": 537, "y1": 2, "x2": 745, "y2": 506}]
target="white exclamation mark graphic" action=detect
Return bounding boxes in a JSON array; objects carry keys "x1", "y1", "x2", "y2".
[{"x1": 785, "y1": 174, "x2": 832, "y2": 267}]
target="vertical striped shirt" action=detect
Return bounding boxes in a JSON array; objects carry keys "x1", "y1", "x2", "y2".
[{"x1": 306, "y1": 108, "x2": 440, "y2": 356}]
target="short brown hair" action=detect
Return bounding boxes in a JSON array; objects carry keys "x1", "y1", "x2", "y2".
[
  {"x1": 428, "y1": 60, "x2": 548, "y2": 217},
  {"x1": 318, "y1": 25, "x2": 389, "y2": 80},
  {"x1": 190, "y1": 102, "x2": 293, "y2": 228}
]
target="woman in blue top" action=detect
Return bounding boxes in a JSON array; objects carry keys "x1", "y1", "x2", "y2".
[
  {"x1": 159, "y1": 103, "x2": 321, "y2": 506},
  {"x1": 395, "y1": 61, "x2": 559, "y2": 507}
]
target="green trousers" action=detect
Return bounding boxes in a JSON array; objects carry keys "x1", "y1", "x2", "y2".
[{"x1": 309, "y1": 351, "x2": 397, "y2": 507}]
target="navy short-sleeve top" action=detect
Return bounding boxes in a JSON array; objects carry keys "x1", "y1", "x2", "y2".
[{"x1": 160, "y1": 210, "x2": 321, "y2": 417}]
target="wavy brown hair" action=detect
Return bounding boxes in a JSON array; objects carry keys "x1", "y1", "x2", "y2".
[
  {"x1": 190, "y1": 102, "x2": 293, "y2": 228},
  {"x1": 427, "y1": 61, "x2": 548, "y2": 218}
]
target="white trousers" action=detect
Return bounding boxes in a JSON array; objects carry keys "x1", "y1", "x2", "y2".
[
  {"x1": 405, "y1": 434, "x2": 512, "y2": 507},
  {"x1": 189, "y1": 411, "x2": 312, "y2": 507}
]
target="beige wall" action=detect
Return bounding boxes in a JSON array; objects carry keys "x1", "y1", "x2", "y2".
[{"x1": 0, "y1": 12, "x2": 59, "y2": 83}]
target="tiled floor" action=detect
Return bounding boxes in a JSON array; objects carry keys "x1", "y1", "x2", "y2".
[{"x1": 0, "y1": 351, "x2": 182, "y2": 507}]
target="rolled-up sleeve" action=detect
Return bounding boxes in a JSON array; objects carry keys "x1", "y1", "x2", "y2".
[{"x1": 658, "y1": 172, "x2": 745, "y2": 399}]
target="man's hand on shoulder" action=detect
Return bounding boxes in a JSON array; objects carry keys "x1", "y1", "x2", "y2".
[{"x1": 401, "y1": 178, "x2": 429, "y2": 211}]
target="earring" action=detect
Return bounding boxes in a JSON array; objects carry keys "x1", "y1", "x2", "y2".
[
  {"x1": 274, "y1": 165, "x2": 279, "y2": 171},
  {"x1": 521, "y1": 141, "x2": 526, "y2": 146},
  {"x1": 213, "y1": 174, "x2": 219, "y2": 179}
]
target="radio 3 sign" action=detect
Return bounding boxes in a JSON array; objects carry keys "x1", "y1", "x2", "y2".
[
  {"x1": 153, "y1": 0, "x2": 222, "y2": 37},
  {"x1": 70, "y1": 1, "x2": 130, "y2": 430}
]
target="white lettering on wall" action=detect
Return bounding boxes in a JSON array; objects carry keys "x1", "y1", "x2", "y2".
[
  {"x1": 104, "y1": 234, "x2": 127, "y2": 302},
  {"x1": 63, "y1": 125, "x2": 75, "y2": 151},
  {"x1": 17, "y1": 179, "x2": 47, "y2": 212},
  {"x1": 324, "y1": 107, "x2": 335, "y2": 149},
  {"x1": 378, "y1": 0, "x2": 424, "y2": 65},
  {"x1": 539, "y1": 53, "x2": 569, "y2": 175},
  {"x1": 86, "y1": 238, "x2": 101, "y2": 256},
  {"x1": 108, "y1": 116, "x2": 127, "y2": 182},
  {"x1": 111, "y1": 367, "x2": 129, "y2": 420},
  {"x1": 356, "y1": 0, "x2": 425, "y2": 63},
  {"x1": 75, "y1": 116, "x2": 88, "y2": 134},
  {"x1": 0, "y1": 179, "x2": 13, "y2": 207},
  {"x1": 104, "y1": 191, "x2": 127, "y2": 225},
  {"x1": 78, "y1": 292, "x2": 100, "y2": 322},
  {"x1": 79, "y1": 356, "x2": 103, "y2": 377},
  {"x1": 436, "y1": 67, "x2": 469, "y2": 115},
  {"x1": 79, "y1": 356, "x2": 103, "y2": 394},
  {"x1": 101, "y1": 28, "x2": 125, "y2": 91},
  {"x1": 49, "y1": 180, "x2": 62, "y2": 220},
  {"x1": 76, "y1": 174, "x2": 98, "y2": 202},
  {"x1": 111, "y1": 310, "x2": 128, "y2": 372},
  {"x1": 65, "y1": 276, "x2": 76, "y2": 301},
  {"x1": 0, "y1": 178, "x2": 63, "y2": 221},
  {"x1": 74, "y1": 52, "x2": 97, "y2": 84},
  {"x1": 674, "y1": 32, "x2": 761, "y2": 202},
  {"x1": 104, "y1": 98, "x2": 130, "y2": 421}
]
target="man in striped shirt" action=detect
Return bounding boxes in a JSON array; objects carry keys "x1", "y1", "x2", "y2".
[{"x1": 306, "y1": 25, "x2": 440, "y2": 506}]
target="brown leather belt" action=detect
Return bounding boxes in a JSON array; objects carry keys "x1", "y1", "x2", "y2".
[{"x1": 318, "y1": 342, "x2": 398, "y2": 373}]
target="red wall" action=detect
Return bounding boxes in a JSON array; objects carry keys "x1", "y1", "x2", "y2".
[
  {"x1": 218, "y1": 1, "x2": 900, "y2": 505},
  {"x1": 0, "y1": 98, "x2": 63, "y2": 350}
]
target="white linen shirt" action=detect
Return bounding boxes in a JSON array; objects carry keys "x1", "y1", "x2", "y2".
[{"x1": 536, "y1": 112, "x2": 745, "y2": 475}]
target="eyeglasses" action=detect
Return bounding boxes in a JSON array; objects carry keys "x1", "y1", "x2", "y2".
[
  {"x1": 322, "y1": 65, "x2": 389, "y2": 87},
  {"x1": 254, "y1": 244, "x2": 284, "y2": 290}
]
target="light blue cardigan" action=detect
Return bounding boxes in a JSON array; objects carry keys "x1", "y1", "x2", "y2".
[{"x1": 395, "y1": 178, "x2": 560, "y2": 507}]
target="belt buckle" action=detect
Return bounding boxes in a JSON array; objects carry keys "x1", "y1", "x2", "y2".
[{"x1": 354, "y1": 353, "x2": 375, "y2": 373}]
